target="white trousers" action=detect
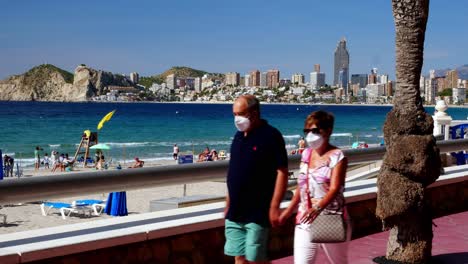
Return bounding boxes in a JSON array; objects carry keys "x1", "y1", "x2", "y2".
[{"x1": 293, "y1": 220, "x2": 352, "y2": 264}]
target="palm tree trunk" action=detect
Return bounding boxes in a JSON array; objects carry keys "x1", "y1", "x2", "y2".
[{"x1": 376, "y1": 0, "x2": 441, "y2": 263}]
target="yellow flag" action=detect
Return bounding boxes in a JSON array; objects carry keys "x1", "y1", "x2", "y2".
[{"x1": 97, "y1": 110, "x2": 116, "y2": 130}]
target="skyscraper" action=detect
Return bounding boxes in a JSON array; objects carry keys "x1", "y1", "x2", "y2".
[
  {"x1": 225, "y1": 72, "x2": 240, "y2": 86},
  {"x1": 267, "y1": 70, "x2": 280, "y2": 88},
  {"x1": 250, "y1": 70, "x2": 260, "y2": 87},
  {"x1": 333, "y1": 38, "x2": 350, "y2": 92},
  {"x1": 166, "y1": 74, "x2": 176, "y2": 90},
  {"x1": 351, "y1": 74, "x2": 368, "y2": 88},
  {"x1": 260, "y1": 72, "x2": 267, "y2": 87},
  {"x1": 291, "y1": 73, "x2": 305, "y2": 85},
  {"x1": 310, "y1": 65, "x2": 325, "y2": 90}
]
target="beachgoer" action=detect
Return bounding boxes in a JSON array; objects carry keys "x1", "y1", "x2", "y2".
[
  {"x1": 211, "y1": 150, "x2": 218, "y2": 161},
  {"x1": 62, "y1": 153, "x2": 74, "y2": 171},
  {"x1": 3, "y1": 155, "x2": 12, "y2": 177},
  {"x1": 58, "y1": 153, "x2": 65, "y2": 172},
  {"x1": 279, "y1": 110, "x2": 351, "y2": 263},
  {"x1": 197, "y1": 146, "x2": 211, "y2": 162},
  {"x1": 7, "y1": 156, "x2": 14, "y2": 177},
  {"x1": 96, "y1": 154, "x2": 106, "y2": 170},
  {"x1": 173, "y1": 144, "x2": 179, "y2": 160},
  {"x1": 43, "y1": 153, "x2": 50, "y2": 169},
  {"x1": 298, "y1": 137, "x2": 306, "y2": 154},
  {"x1": 34, "y1": 146, "x2": 43, "y2": 170},
  {"x1": 224, "y1": 95, "x2": 288, "y2": 263},
  {"x1": 50, "y1": 151, "x2": 56, "y2": 170},
  {"x1": 128, "y1": 157, "x2": 144, "y2": 168}
]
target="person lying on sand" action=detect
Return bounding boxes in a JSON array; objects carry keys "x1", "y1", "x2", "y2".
[{"x1": 128, "y1": 157, "x2": 144, "y2": 168}]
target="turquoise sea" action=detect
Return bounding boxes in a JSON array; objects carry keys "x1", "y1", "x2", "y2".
[{"x1": 0, "y1": 101, "x2": 466, "y2": 168}]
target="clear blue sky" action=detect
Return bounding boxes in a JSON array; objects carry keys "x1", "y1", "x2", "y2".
[{"x1": 1, "y1": 0, "x2": 467, "y2": 83}]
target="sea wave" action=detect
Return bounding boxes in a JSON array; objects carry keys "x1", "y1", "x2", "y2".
[
  {"x1": 283, "y1": 134, "x2": 301, "y2": 139},
  {"x1": 332, "y1": 133, "x2": 352, "y2": 137},
  {"x1": 101, "y1": 141, "x2": 232, "y2": 148}
]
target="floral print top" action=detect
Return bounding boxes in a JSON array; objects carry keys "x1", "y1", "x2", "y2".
[{"x1": 295, "y1": 147, "x2": 346, "y2": 225}]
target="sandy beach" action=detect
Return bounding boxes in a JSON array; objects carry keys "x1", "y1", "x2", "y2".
[{"x1": 0, "y1": 160, "x2": 228, "y2": 234}]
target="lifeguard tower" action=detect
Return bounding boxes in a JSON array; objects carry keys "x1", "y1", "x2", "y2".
[{"x1": 73, "y1": 130, "x2": 98, "y2": 167}]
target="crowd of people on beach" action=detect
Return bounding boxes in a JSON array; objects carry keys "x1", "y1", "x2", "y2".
[{"x1": 34, "y1": 147, "x2": 76, "y2": 172}]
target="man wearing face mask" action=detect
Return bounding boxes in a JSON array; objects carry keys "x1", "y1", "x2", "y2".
[{"x1": 224, "y1": 95, "x2": 289, "y2": 264}]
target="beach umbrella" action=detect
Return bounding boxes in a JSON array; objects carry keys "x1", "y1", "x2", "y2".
[
  {"x1": 90, "y1": 143, "x2": 111, "y2": 150},
  {"x1": 104, "y1": 191, "x2": 128, "y2": 216},
  {"x1": 97, "y1": 110, "x2": 116, "y2": 130}
]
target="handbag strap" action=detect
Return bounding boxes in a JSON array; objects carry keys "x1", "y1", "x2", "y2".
[
  {"x1": 305, "y1": 153, "x2": 313, "y2": 209},
  {"x1": 304, "y1": 150, "x2": 344, "y2": 214}
]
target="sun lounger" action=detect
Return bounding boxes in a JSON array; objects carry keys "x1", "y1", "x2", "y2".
[
  {"x1": 74, "y1": 199, "x2": 106, "y2": 216},
  {"x1": 40, "y1": 202, "x2": 93, "y2": 220}
]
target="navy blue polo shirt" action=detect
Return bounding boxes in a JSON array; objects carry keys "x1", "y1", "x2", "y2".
[{"x1": 226, "y1": 120, "x2": 288, "y2": 227}]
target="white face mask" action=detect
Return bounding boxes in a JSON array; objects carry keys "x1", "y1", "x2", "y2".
[
  {"x1": 305, "y1": 132, "x2": 324, "y2": 149},
  {"x1": 234, "y1": 115, "x2": 250, "y2": 132}
]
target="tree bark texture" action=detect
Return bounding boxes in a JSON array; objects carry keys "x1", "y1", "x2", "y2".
[{"x1": 376, "y1": 0, "x2": 441, "y2": 263}]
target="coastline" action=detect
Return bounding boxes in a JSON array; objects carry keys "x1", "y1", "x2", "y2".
[{"x1": 3, "y1": 99, "x2": 467, "y2": 108}]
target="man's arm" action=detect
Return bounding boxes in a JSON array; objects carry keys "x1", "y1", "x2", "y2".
[
  {"x1": 224, "y1": 192, "x2": 230, "y2": 218},
  {"x1": 269, "y1": 167, "x2": 288, "y2": 227}
]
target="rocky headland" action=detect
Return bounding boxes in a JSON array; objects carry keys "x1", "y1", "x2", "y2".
[{"x1": 0, "y1": 64, "x2": 135, "y2": 102}]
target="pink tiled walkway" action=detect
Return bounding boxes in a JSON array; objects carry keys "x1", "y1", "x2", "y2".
[{"x1": 273, "y1": 211, "x2": 468, "y2": 264}]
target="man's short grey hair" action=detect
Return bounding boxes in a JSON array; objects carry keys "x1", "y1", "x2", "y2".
[{"x1": 239, "y1": 95, "x2": 260, "y2": 115}]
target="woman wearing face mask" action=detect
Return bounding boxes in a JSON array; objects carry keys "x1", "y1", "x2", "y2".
[{"x1": 279, "y1": 110, "x2": 351, "y2": 264}]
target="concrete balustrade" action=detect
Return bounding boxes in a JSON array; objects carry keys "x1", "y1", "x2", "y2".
[
  {"x1": 0, "y1": 139, "x2": 467, "y2": 263},
  {"x1": 0, "y1": 164, "x2": 466, "y2": 263}
]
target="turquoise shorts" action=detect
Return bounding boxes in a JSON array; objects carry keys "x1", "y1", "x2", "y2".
[{"x1": 224, "y1": 219, "x2": 269, "y2": 262}]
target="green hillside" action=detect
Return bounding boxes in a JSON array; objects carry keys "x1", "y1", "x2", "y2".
[
  {"x1": 140, "y1": 66, "x2": 223, "y2": 88},
  {"x1": 23, "y1": 64, "x2": 74, "y2": 84}
]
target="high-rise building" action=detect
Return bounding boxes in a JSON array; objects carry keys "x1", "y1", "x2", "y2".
[
  {"x1": 445, "y1": 69, "x2": 458, "y2": 88},
  {"x1": 436, "y1": 77, "x2": 446, "y2": 93},
  {"x1": 260, "y1": 72, "x2": 267, "y2": 87},
  {"x1": 166, "y1": 74, "x2": 176, "y2": 90},
  {"x1": 310, "y1": 72, "x2": 325, "y2": 90},
  {"x1": 334, "y1": 38, "x2": 350, "y2": 91},
  {"x1": 351, "y1": 74, "x2": 368, "y2": 88},
  {"x1": 225, "y1": 72, "x2": 240, "y2": 86},
  {"x1": 266, "y1": 70, "x2": 280, "y2": 88},
  {"x1": 244, "y1": 74, "x2": 250, "y2": 87},
  {"x1": 338, "y1": 68, "x2": 348, "y2": 89},
  {"x1": 130, "y1": 72, "x2": 139, "y2": 84},
  {"x1": 250, "y1": 70, "x2": 260, "y2": 87},
  {"x1": 314, "y1": 64, "x2": 321, "y2": 73},
  {"x1": 310, "y1": 64, "x2": 325, "y2": 90},
  {"x1": 426, "y1": 70, "x2": 437, "y2": 104},
  {"x1": 292, "y1": 73, "x2": 305, "y2": 85},
  {"x1": 368, "y1": 68, "x2": 378, "y2": 84},
  {"x1": 379, "y1": 74, "x2": 389, "y2": 84},
  {"x1": 386, "y1": 81, "x2": 394, "y2": 96},
  {"x1": 194, "y1": 77, "x2": 202, "y2": 93}
]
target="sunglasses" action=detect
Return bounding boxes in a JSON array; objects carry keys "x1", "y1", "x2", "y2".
[{"x1": 303, "y1": 128, "x2": 321, "y2": 135}]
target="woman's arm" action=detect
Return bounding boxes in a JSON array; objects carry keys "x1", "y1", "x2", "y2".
[
  {"x1": 279, "y1": 185, "x2": 300, "y2": 225},
  {"x1": 301, "y1": 157, "x2": 348, "y2": 223}
]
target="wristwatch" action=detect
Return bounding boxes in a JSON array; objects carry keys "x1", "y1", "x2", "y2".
[{"x1": 312, "y1": 204, "x2": 322, "y2": 211}]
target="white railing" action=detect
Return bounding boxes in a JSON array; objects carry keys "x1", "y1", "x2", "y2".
[{"x1": 0, "y1": 139, "x2": 467, "y2": 204}]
